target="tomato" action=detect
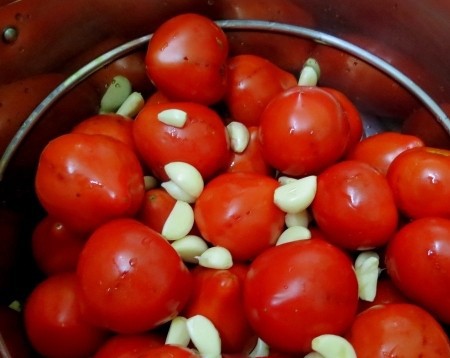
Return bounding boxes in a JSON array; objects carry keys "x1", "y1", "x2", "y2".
[
  {"x1": 182, "y1": 264, "x2": 256, "y2": 354},
  {"x1": 346, "y1": 131, "x2": 424, "y2": 176},
  {"x1": 194, "y1": 172, "x2": 285, "y2": 262},
  {"x1": 243, "y1": 238, "x2": 359, "y2": 354},
  {"x1": 146, "y1": 90, "x2": 171, "y2": 105},
  {"x1": 311, "y1": 160, "x2": 398, "y2": 250},
  {"x1": 133, "y1": 101, "x2": 230, "y2": 181},
  {"x1": 71, "y1": 113, "x2": 136, "y2": 152},
  {"x1": 387, "y1": 146, "x2": 450, "y2": 219},
  {"x1": 145, "y1": 13, "x2": 229, "y2": 105},
  {"x1": 31, "y1": 215, "x2": 87, "y2": 276},
  {"x1": 93, "y1": 333, "x2": 165, "y2": 358},
  {"x1": 385, "y1": 217, "x2": 450, "y2": 324},
  {"x1": 346, "y1": 303, "x2": 450, "y2": 357},
  {"x1": 259, "y1": 86, "x2": 350, "y2": 176},
  {"x1": 76, "y1": 218, "x2": 192, "y2": 333},
  {"x1": 137, "y1": 345, "x2": 200, "y2": 358},
  {"x1": 137, "y1": 188, "x2": 177, "y2": 233},
  {"x1": 226, "y1": 126, "x2": 273, "y2": 176},
  {"x1": 35, "y1": 132, "x2": 145, "y2": 233},
  {"x1": 23, "y1": 273, "x2": 108, "y2": 358},
  {"x1": 225, "y1": 54, "x2": 297, "y2": 127},
  {"x1": 402, "y1": 103, "x2": 450, "y2": 149}
]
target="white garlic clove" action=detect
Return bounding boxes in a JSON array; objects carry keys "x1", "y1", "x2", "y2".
[
  {"x1": 278, "y1": 176, "x2": 297, "y2": 185},
  {"x1": 186, "y1": 315, "x2": 221, "y2": 358},
  {"x1": 161, "y1": 201, "x2": 194, "y2": 241},
  {"x1": 276, "y1": 226, "x2": 311, "y2": 246},
  {"x1": 116, "y1": 91, "x2": 145, "y2": 118},
  {"x1": 274, "y1": 175, "x2": 317, "y2": 214},
  {"x1": 354, "y1": 251, "x2": 380, "y2": 302},
  {"x1": 164, "y1": 162, "x2": 204, "y2": 201},
  {"x1": 99, "y1": 75, "x2": 132, "y2": 113},
  {"x1": 249, "y1": 338, "x2": 270, "y2": 357},
  {"x1": 165, "y1": 316, "x2": 190, "y2": 347},
  {"x1": 157, "y1": 108, "x2": 188, "y2": 128},
  {"x1": 311, "y1": 334, "x2": 357, "y2": 358},
  {"x1": 226, "y1": 121, "x2": 250, "y2": 153},
  {"x1": 171, "y1": 235, "x2": 209, "y2": 263},
  {"x1": 285, "y1": 209, "x2": 310, "y2": 228},
  {"x1": 143, "y1": 175, "x2": 158, "y2": 191},
  {"x1": 197, "y1": 246, "x2": 233, "y2": 269},
  {"x1": 161, "y1": 180, "x2": 196, "y2": 203}
]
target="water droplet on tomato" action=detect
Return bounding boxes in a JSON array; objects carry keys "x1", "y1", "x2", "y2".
[{"x1": 129, "y1": 258, "x2": 137, "y2": 267}]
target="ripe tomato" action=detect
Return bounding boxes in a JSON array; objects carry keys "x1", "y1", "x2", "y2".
[
  {"x1": 182, "y1": 264, "x2": 256, "y2": 354},
  {"x1": 133, "y1": 101, "x2": 230, "y2": 181},
  {"x1": 243, "y1": 238, "x2": 359, "y2": 354},
  {"x1": 24, "y1": 273, "x2": 108, "y2": 358},
  {"x1": 225, "y1": 54, "x2": 297, "y2": 127},
  {"x1": 93, "y1": 333, "x2": 165, "y2": 358},
  {"x1": 386, "y1": 146, "x2": 450, "y2": 219},
  {"x1": 76, "y1": 218, "x2": 192, "y2": 333},
  {"x1": 35, "y1": 133, "x2": 145, "y2": 233},
  {"x1": 385, "y1": 217, "x2": 450, "y2": 324},
  {"x1": 226, "y1": 126, "x2": 273, "y2": 176},
  {"x1": 194, "y1": 172, "x2": 285, "y2": 261},
  {"x1": 346, "y1": 131, "x2": 424, "y2": 175},
  {"x1": 31, "y1": 215, "x2": 87, "y2": 276},
  {"x1": 145, "y1": 13, "x2": 228, "y2": 105},
  {"x1": 311, "y1": 160, "x2": 398, "y2": 250},
  {"x1": 259, "y1": 86, "x2": 350, "y2": 176},
  {"x1": 346, "y1": 303, "x2": 450, "y2": 357},
  {"x1": 137, "y1": 188, "x2": 177, "y2": 233},
  {"x1": 138, "y1": 345, "x2": 200, "y2": 358}
]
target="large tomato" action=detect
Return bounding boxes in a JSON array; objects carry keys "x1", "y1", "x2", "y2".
[
  {"x1": 346, "y1": 303, "x2": 450, "y2": 357},
  {"x1": 385, "y1": 217, "x2": 450, "y2": 324},
  {"x1": 311, "y1": 160, "x2": 398, "y2": 250},
  {"x1": 35, "y1": 133, "x2": 145, "y2": 233},
  {"x1": 386, "y1": 146, "x2": 450, "y2": 219},
  {"x1": 145, "y1": 13, "x2": 228, "y2": 105},
  {"x1": 76, "y1": 218, "x2": 192, "y2": 333},
  {"x1": 93, "y1": 333, "x2": 164, "y2": 358},
  {"x1": 137, "y1": 188, "x2": 177, "y2": 233},
  {"x1": 194, "y1": 172, "x2": 285, "y2": 261},
  {"x1": 133, "y1": 101, "x2": 230, "y2": 181},
  {"x1": 259, "y1": 86, "x2": 350, "y2": 176},
  {"x1": 243, "y1": 238, "x2": 359, "y2": 354}
]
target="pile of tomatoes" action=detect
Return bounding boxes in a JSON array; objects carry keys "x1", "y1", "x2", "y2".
[{"x1": 16, "y1": 13, "x2": 450, "y2": 357}]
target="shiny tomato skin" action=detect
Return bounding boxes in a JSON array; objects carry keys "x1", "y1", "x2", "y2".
[
  {"x1": 133, "y1": 101, "x2": 230, "y2": 181},
  {"x1": 182, "y1": 264, "x2": 256, "y2": 354},
  {"x1": 225, "y1": 54, "x2": 297, "y2": 127},
  {"x1": 35, "y1": 133, "x2": 145, "y2": 233},
  {"x1": 311, "y1": 160, "x2": 398, "y2": 250},
  {"x1": 138, "y1": 345, "x2": 200, "y2": 358},
  {"x1": 194, "y1": 172, "x2": 285, "y2": 262},
  {"x1": 386, "y1": 146, "x2": 450, "y2": 219},
  {"x1": 243, "y1": 238, "x2": 359, "y2": 354},
  {"x1": 346, "y1": 131, "x2": 425, "y2": 176},
  {"x1": 259, "y1": 86, "x2": 350, "y2": 176},
  {"x1": 32, "y1": 215, "x2": 87, "y2": 276},
  {"x1": 346, "y1": 303, "x2": 450, "y2": 357},
  {"x1": 385, "y1": 217, "x2": 450, "y2": 324},
  {"x1": 24, "y1": 273, "x2": 108, "y2": 358},
  {"x1": 93, "y1": 333, "x2": 165, "y2": 358},
  {"x1": 145, "y1": 13, "x2": 228, "y2": 106},
  {"x1": 76, "y1": 218, "x2": 192, "y2": 333}
]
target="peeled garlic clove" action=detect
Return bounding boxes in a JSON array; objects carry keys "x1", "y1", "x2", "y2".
[
  {"x1": 116, "y1": 91, "x2": 145, "y2": 117},
  {"x1": 100, "y1": 75, "x2": 132, "y2": 113},
  {"x1": 157, "y1": 108, "x2": 188, "y2": 128},
  {"x1": 274, "y1": 175, "x2": 317, "y2": 214},
  {"x1": 171, "y1": 235, "x2": 209, "y2": 263},
  {"x1": 304, "y1": 353, "x2": 325, "y2": 358},
  {"x1": 298, "y1": 57, "x2": 321, "y2": 86},
  {"x1": 197, "y1": 246, "x2": 233, "y2": 269},
  {"x1": 355, "y1": 251, "x2": 380, "y2": 302},
  {"x1": 311, "y1": 334, "x2": 357, "y2": 358},
  {"x1": 249, "y1": 338, "x2": 270, "y2": 357},
  {"x1": 161, "y1": 180, "x2": 196, "y2": 203},
  {"x1": 186, "y1": 315, "x2": 221, "y2": 358},
  {"x1": 226, "y1": 121, "x2": 250, "y2": 153},
  {"x1": 165, "y1": 316, "x2": 190, "y2": 347},
  {"x1": 164, "y1": 162, "x2": 204, "y2": 201},
  {"x1": 276, "y1": 225, "x2": 311, "y2": 246},
  {"x1": 285, "y1": 210, "x2": 310, "y2": 228},
  {"x1": 143, "y1": 175, "x2": 158, "y2": 191},
  {"x1": 278, "y1": 176, "x2": 297, "y2": 185},
  {"x1": 161, "y1": 201, "x2": 194, "y2": 241}
]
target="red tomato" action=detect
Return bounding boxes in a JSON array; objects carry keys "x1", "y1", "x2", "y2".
[
  {"x1": 194, "y1": 172, "x2": 285, "y2": 261},
  {"x1": 259, "y1": 86, "x2": 350, "y2": 176},
  {"x1": 346, "y1": 131, "x2": 424, "y2": 176},
  {"x1": 138, "y1": 345, "x2": 200, "y2": 358},
  {"x1": 225, "y1": 54, "x2": 297, "y2": 127},
  {"x1": 385, "y1": 217, "x2": 450, "y2": 324},
  {"x1": 93, "y1": 333, "x2": 165, "y2": 358},
  {"x1": 145, "y1": 13, "x2": 228, "y2": 105},
  {"x1": 24, "y1": 273, "x2": 108, "y2": 358},
  {"x1": 311, "y1": 160, "x2": 398, "y2": 250},
  {"x1": 76, "y1": 218, "x2": 192, "y2": 333},
  {"x1": 35, "y1": 133, "x2": 145, "y2": 233},
  {"x1": 244, "y1": 238, "x2": 359, "y2": 354},
  {"x1": 226, "y1": 126, "x2": 273, "y2": 176},
  {"x1": 137, "y1": 188, "x2": 177, "y2": 233},
  {"x1": 133, "y1": 101, "x2": 230, "y2": 181},
  {"x1": 32, "y1": 215, "x2": 87, "y2": 276},
  {"x1": 346, "y1": 303, "x2": 450, "y2": 357},
  {"x1": 182, "y1": 264, "x2": 256, "y2": 354},
  {"x1": 71, "y1": 113, "x2": 136, "y2": 152},
  {"x1": 146, "y1": 90, "x2": 171, "y2": 106},
  {"x1": 386, "y1": 146, "x2": 450, "y2": 219}
]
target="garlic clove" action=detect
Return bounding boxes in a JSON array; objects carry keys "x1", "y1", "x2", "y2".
[
  {"x1": 161, "y1": 201, "x2": 194, "y2": 241},
  {"x1": 197, "y1": 246, "x2": 233, "y2": 269},
  {"x1": 274, "y1": 175, "x2": 317, "y2": 214},
  {"x1": 157, "y1": 108, "x2": 188, "y2": 128},
  {"x1": 311, "y1": 334, "x2": 357, "y2": 358},
  {"x1": 171, "y1": 235, "x2": 209, "y2": 263},
  {"x1": 354, "y1": 251, "x2": 380, "y2": 302},
  {"x1": 276, "y1": 225, "x2": 311, "y2": 246},
  {"x1": 165, "y1": 316, "x2": 190, "y2": 347},
  {"x1": 226, "y1": 121, "x2": 250, "y2": 153},
  {"x1": 186, "y1": 315, "x2": 221, "y2": 358}
]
